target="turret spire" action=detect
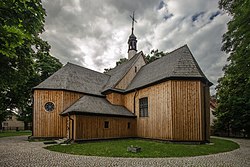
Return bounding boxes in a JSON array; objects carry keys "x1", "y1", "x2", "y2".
[{"x1": 128, "y1": 11, "x2": 138, "y2": 59}]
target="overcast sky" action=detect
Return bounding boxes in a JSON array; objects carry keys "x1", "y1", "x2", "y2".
[{"x1": 40, "y1": 0, "x2": 231, "y2": 95}]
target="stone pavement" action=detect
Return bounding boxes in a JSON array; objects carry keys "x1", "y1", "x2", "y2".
[{"x1": 0, "y1": 136, "x2": 249, "y2": 167}]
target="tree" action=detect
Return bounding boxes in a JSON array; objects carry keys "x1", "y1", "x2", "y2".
[
  {"x1": 104, "y1": 58, "x2": 129, "y2": 73},
  {"x1": 116, "y1": 58, "x2": 128, "y2": 66},
  {"x1": 145, "y1": 49, "x2": 166, "y2": 63},
  {"x1": 0, "y1": 0, "x2": 62, "y2": 129},
  {"x1": 215, "y1": 0, "x2": 250, "y2": 137},
  {"x1": 103, "y1": 50, "x2": 167, "y2": 73},
  {"x1": 16, "y1": 51, "x2": 62, "y2": 129}
]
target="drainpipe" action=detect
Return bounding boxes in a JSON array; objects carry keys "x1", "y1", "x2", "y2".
[
  {"x1": 133, "y1": 90, "x2": 138, "y2": 114},
  {"x1": 204, "y1": 82, "x2": 209, "y2": 142},
  {"x1": 32, "y1": 95, "x2": 34, "y2": 137},
  {"x1": 68, "y1": 113, "x2": 74, "y2": 140}
]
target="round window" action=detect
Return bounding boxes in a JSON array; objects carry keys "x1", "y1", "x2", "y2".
[{"x1": 44, "y1": 102, "x2": 55, "y2": 112}]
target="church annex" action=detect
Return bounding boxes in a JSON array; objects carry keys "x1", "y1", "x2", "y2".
[{"x1": 32, "y1": 16, "x2": 212, "y2": 142}]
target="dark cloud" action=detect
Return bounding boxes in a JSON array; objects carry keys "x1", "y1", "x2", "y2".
[
  {"x1": 192, "y1": 12, "x2": 206, "y2": 22},
  {"x1": 164, "y1": 14, "x2": 174, "y2": 20},
  {"x1": 209, "y1": 11, "x2": 221, "y2": 20},
  {"x1": 158, "y1": 1, "x2": 165, "y2": 10},
  {"x1": 41, "y1": 0, "x2": 230, "y2": 94}
]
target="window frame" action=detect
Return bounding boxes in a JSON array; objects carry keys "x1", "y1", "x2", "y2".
[
  {"x1": 139, "y1": 97, "x2": 148, "y2": 117},
  {"x1": 127, "y1": 122, "x2": 131, "y2": 129},
  {"x1": 104, "y1": 121, "x2": 109, "y2": 129},
  {"x1": 44, "y1": 102, "x2": 55, "y2": 112}
]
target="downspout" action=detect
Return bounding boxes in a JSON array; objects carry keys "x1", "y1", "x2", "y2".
[
  {"x1": 204, "y1": 82, "x2": 208, "y2": 142},
  {"x1": 133, "y1": 90, "x2": 138, "y2": 114},
  {"x1": 68, "y1": 113, "x2": 74, "y2": 140},
  {"x1": 31, "y1": 94, "x2": 34, "y2": 137}
]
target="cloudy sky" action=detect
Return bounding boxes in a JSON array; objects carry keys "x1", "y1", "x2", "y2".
[{"x1": 40, "y1": 0, "x2": 231, "y2": 94}]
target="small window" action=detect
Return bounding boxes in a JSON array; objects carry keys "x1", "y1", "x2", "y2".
[
  {"x1": 104, "y1": 121, "x2": 109, "y2": 128},
  {"x1": 139, "y1": 97, "x2": 148, "y2": 117},
  {"x1": 128, "y1": 122, "x2": 131, "y2": 129},
  {"x1": 44, "y1": 102, "x2": 55, "y2": 112},
  {"x1": 135, "y1": 66, "x2": 137, "y2": 73}
]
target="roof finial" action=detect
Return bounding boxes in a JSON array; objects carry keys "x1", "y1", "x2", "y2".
[{"x1": 130, "y1": 11, "x2": 137, "y2": 34}]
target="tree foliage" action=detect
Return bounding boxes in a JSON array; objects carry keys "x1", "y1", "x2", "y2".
[
  {"x1": 103, "y1": 50, "x2": 167, "y2": 73},
  {"x1": 145, "y1": 49, "x2": 166, "y2": 63},
  {"x1": 215, "y1": 0, "x2": 250, "y2": 137},
  {"x1": 0, "y1": 0, "x2": 62, "y2": 129}
]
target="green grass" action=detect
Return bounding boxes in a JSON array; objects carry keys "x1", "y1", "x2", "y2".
[
  {"x1": 46, "y1": 137, "x2": 239, "y2": 158},
  {"x1": 0, "y1": 130, "x2": 31, "y2": 138}
]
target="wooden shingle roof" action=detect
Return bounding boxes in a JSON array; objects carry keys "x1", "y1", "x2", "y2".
[
  {"x1": 34, "y1": 63, "x2": 110, "y2": 96},
  {"x1": 34, "y1": 45, "x2": 211, "y2": 96},
  {"x1": 126, "y1": 45, "x2": 212, "y2": 91},
  {"x1": 61, "y1": 95, "x2": 136, "y2": 117},
  {"x1": 34, "y1": 44, "x2": 212, "y2": 117}
]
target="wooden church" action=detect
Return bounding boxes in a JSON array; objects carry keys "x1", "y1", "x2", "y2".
[{"x1": 32, "y1": 17, "x2": 212, "y2": 142}]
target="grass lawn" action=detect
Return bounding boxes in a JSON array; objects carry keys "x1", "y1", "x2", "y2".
[
  {"x1": 46, "y1": 137, "x2": 239, "y2": 158},
  {"x1": 0, "y1": 130, "x2": 31, "y2": 138}
]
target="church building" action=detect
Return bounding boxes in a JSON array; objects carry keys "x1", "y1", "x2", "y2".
[{"x1": 32, "y1": 15, "x2": 212, "y2": 142}]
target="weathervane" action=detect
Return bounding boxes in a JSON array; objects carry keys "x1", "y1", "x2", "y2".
[{"x1": 130, "y1": 11, "x2": 137, "y2": 34}]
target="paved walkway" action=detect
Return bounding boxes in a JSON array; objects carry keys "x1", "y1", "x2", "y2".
[{"x1": 0, "y1": 136, "x2": 249, "y2": 167}]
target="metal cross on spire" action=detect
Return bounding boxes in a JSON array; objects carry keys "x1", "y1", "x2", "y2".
[{"x1": 130, "y1": 11, "x2": 137, "y2": 34}]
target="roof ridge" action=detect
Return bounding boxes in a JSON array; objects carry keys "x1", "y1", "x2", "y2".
[
  {"x1": 66, "y1": 62, "x2": 110, "y2": 77},
  {"x1": 101, "y1": 51, "x2": 144, "y2": 92},
  {"x1": 141, "y1": 45, "x2": 188, "y2": 67},
  {"x1": 170, "y1": 44, "x2": 188, "y2": 53},
  {"x1": 106, "y1": 51, "x2": 143, "y2": 74},
  {"x1": 171, "y1": 45, "x2": 208, "y2": 80},
  {"x1": 171, "y1": 45, "x2": 189, "y2": 74},
  {"x1": 125, "y1": 49, "x2": 177, "y2": 90},
  {"x1": 184, "y1": 46, "x2": 207, "y2": 79},
  {"x1": 125, "y1": 44, "x2": 212, "y2": 91},
  {"x1": 112, "y1": 51, "x2": 143, "y2": 88}
]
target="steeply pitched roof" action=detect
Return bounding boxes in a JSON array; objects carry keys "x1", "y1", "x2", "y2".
[
  {"x1": 34, "y1": 63, "x2": 110, "y2": 96},
  {"x1": 126, "y1": 45, "x2": 211, "y2": 91},
  {"x1": 61, "y1": 95, "x2": 136, "y2": 117},
  {"x1": 34, "y1": 45, "x2": 211, "y2": 96},
  {"x1": 102, "y1": 51, "x2": 143, "y2": 92}
]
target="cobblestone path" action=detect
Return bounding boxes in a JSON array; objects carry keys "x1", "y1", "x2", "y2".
[{"x1": 0, "y1": 136, "x2": 249, "y2": 167}]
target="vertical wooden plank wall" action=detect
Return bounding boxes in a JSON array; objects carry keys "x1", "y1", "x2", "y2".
[
  {"x1": 171, "y1": 80, "x2": 203, "y2": 141},
  {"x1": 63, "y1": 91, "x2": 83, "y2": 110},
  {"x1": 33, "y1": 90, "x2": 82, "y2": 138},
  {"x1": 105, "y1": 80, "x2": 208, "y2": 141},
  {"x1": 124, "y1": 81, "x2": 173, "y2": 140},
  {"x1": 106, "y1": 93, "x2": 124, "y2": 106},
  {"x1": 74, "y1": 116, "x2": 136, "y2": 140}
]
